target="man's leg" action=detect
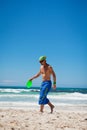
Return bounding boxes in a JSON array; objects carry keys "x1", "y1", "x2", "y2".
[
  {"x1": 48, "y1": 102, "x2": 54, "y2": 113},
  {"x1": 40, "y1": 105, "x2": 44, "y2": 112}
]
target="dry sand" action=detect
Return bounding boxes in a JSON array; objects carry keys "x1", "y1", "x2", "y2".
[{"x1": 0, "y1": 106, "x2": 87, "y2": 130}]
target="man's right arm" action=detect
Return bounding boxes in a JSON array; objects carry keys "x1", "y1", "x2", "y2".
[{"x1": 29, "y1": 71, "x2": 41, "y2": 81}]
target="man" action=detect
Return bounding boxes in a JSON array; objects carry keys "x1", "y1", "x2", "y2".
[{"x1": 29, "y1": 56, "x2": 56, "y2": 113}]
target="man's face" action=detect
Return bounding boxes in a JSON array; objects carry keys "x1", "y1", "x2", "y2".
[{"x1": 40, "y1": 60, "x2": 46, "y2": 65}]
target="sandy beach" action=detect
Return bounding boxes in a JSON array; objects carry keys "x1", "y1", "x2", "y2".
[{"x1": 0, "y1": 106, "x2": 87, "y2": 130}]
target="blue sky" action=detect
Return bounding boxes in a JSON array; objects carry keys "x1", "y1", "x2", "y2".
[{"x1": 0, "y1": 0, "x2": 87, "y2": 87}]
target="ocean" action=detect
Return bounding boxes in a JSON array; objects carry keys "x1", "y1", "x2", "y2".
[{"x1": 0, "y1": 86, "x2": 87, "y2": 109}]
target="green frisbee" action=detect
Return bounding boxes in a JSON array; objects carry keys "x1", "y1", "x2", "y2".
[{"x1": 26, "y1": 80, "x2": 32, "y2": 88}]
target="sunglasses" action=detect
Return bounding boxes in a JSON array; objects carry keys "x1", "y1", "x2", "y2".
[{"x1": 39, "y1": 60, "x2": 44, "y2": 63}]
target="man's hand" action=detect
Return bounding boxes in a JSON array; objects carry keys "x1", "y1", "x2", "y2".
[
  {"x1": 53, "y1": 84, "x2": 56, "y2": 89},
  {"x1": 29, "y1": 78, "x2": 33, "y2": 81}
]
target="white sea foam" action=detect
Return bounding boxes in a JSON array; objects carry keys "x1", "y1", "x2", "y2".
[
  {"x1": 0, "y1": 92, "x2": 87, "y2": 100},
  {"x1": 0, "y1": 88, "x2": 87, "y2": 100},
  {"x1": 49, "y1": 92, "x2": 87, "y2": 100},
  {"x1": 0, "y1": 88, "x2": 31, "y2": 93},
  {"x1": 0, "y1": 88, "x2": 87, "y2": 107},
  {"x1": 0, "y1": 94, "x2": 39, "y2": 99}
]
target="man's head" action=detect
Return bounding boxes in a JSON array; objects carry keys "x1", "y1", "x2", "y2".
[{"x1": 39, "y1": 56, "x2": 46, "y2": 65}]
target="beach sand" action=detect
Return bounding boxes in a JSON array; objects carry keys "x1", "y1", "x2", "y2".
[{"x1": 0, "y1": 106, "x2": 87, "y2": 130}]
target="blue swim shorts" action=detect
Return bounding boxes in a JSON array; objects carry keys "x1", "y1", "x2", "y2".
[{"x1": 39, "y1": 80, "x2": 52, "y2": 105}]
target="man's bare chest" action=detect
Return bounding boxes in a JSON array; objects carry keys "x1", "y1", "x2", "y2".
[{"x1": 41, "y1": 67, "x2": 50, "y2": 74}]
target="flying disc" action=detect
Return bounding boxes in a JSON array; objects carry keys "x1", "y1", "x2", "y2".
[{"x1": 26, "y1": 80, "x2": 32, "y2": 88}]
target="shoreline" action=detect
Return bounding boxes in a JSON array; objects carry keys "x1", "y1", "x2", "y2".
[{"x1": 0, "y1": 103, "x2": 87, "y2": 111}]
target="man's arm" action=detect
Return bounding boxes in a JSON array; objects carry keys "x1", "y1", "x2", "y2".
[
  {"x1": 50, "y1": 66, "x2": 56, "y2": 89},
  {"x1": 29, "y1": 71, "x2": 41, "y2": 81}
]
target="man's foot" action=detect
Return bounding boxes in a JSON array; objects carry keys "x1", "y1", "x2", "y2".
[
  {"x1": 40, "y1": 105, "x2": 44, "y2": 113},
  {"x1": 50, "y1": 105, "x2": 54, "y2": 113},
  {"x1": 48, "y1": 102, "x2": 55, "y2": 113},
  {"x1": 40, "y1": 110, "x2": 43, "y2": 113}
]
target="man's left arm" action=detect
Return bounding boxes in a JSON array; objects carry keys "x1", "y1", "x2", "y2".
[{"x1": 50, "y1": 66, "x2": 56, "y2": 89}]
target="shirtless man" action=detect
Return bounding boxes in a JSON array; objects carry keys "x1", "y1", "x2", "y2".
[{"x1": 29, "y1": 56, "x2": 56, "y2": 113}]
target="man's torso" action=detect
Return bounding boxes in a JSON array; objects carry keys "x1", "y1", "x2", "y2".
[{"x1": 40, "y1": 64, "x2": 52, "y2": 81}]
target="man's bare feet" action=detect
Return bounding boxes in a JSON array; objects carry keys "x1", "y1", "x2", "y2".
[
  {"x1": 40, "y1": 105, "x2": 44, "y2": 113},
  {"x1": 48, "y1": 102, "x2": 55, "y2": 113},
  {"x1": 50, "y1": 105, "x2": 54, "y2": 113},
  {"x1": 40, "y1": 110, "x2": 43, "y2": 113}
]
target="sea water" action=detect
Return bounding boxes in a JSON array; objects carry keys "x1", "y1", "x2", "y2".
[{"x1": 0, "y1": 86, "x2": 87, "y2": 108}]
